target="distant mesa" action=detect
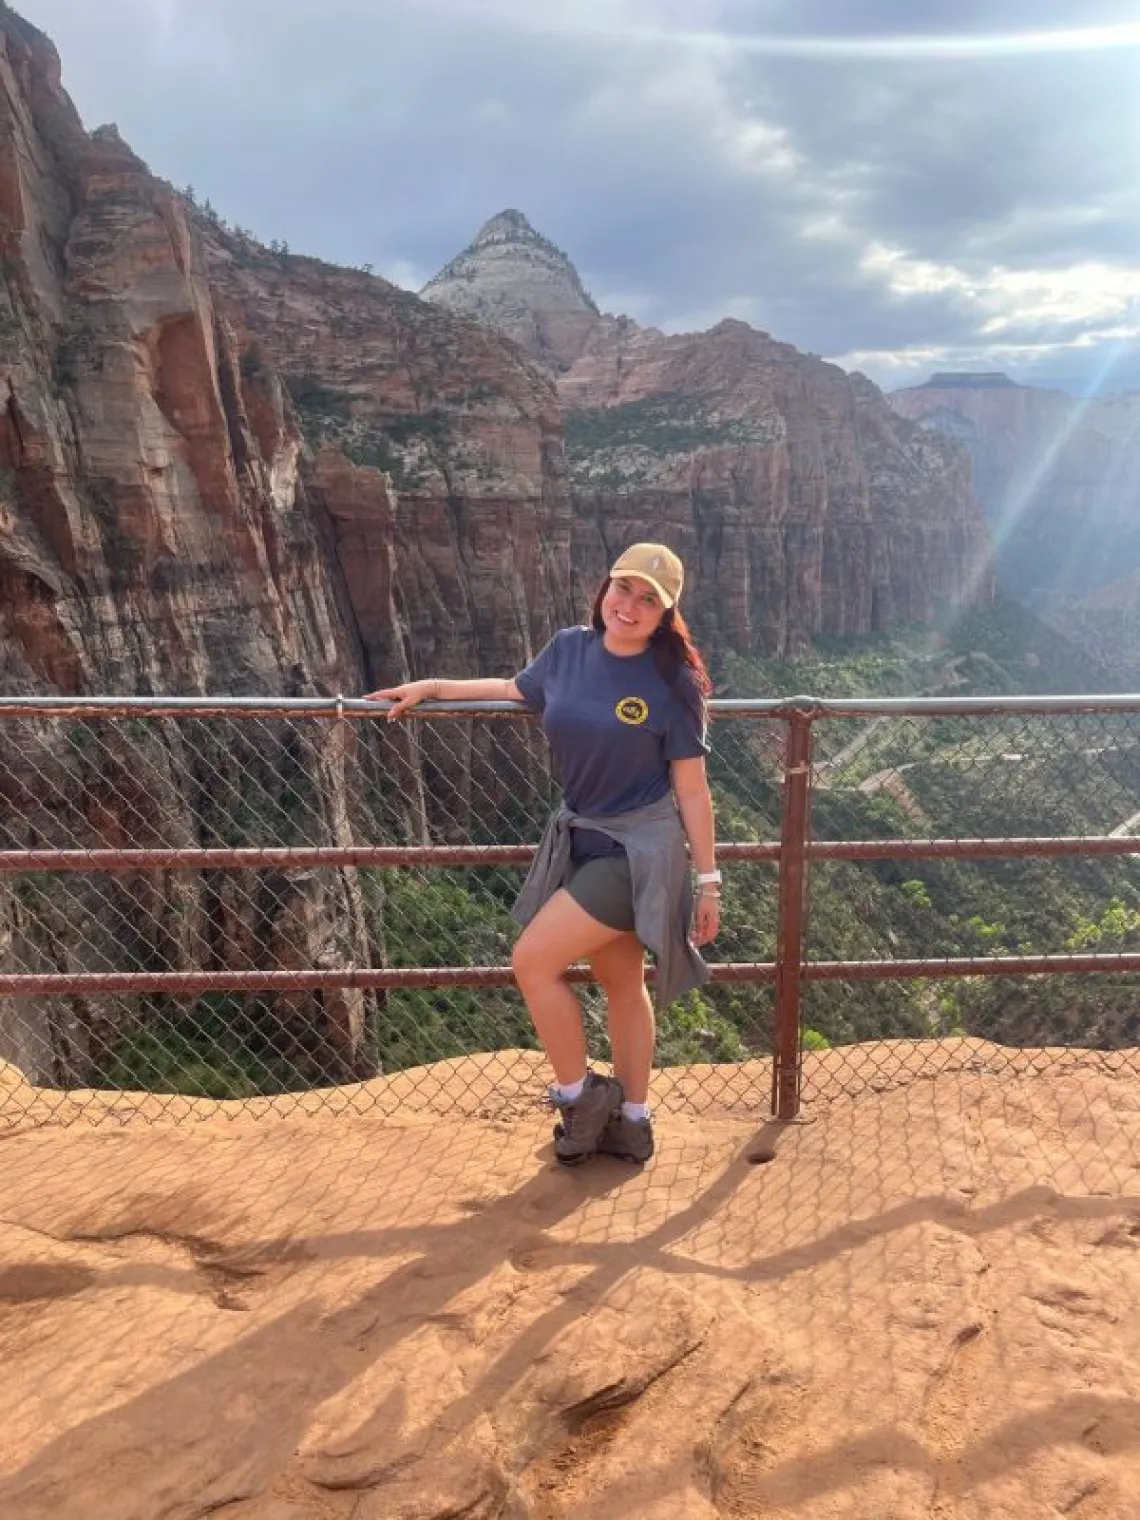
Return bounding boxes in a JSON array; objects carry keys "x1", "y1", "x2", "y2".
[{"x1": 914, "y1": 372, "x2": 1021, "y2": 390}]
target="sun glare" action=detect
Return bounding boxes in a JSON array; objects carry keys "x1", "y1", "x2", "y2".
[
  {"x1": 667, "y1": 23, "x2": 1140, "y2": 61},
  {"x1": 492, "y1": 11, "x2": 1140, "y2": 60}
]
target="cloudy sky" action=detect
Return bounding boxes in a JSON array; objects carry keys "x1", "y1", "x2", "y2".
[{"x1": 16, "y1": 0, "x2": 1140, "y2": 391}]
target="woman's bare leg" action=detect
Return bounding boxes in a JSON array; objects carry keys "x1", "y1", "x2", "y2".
[
  {"x1": 589, "y1": 933, "x2": 654, "y2": 1103},
  {"x1": 511, "y1": 890, "x2": 624, "y2": 1084}
]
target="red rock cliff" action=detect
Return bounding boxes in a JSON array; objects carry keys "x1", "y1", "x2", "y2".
[
  {"x1": 199, "y1": 229, "x2": 576, "y2": 692},
  {"x1": 560, "y1": 320, "x2": 990, "y2": 654},
  {"x1": 0, "y1": 32, "x2": 572, "y2": 702},
  {"x1": 0, "y1": 33, "x2": 356, "y2": 698}
]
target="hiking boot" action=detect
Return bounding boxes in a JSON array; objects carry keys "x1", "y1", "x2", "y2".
[
  {"x1": 597, "y1": 1111, "x2": 655, "y2": 1165},
  {"x1": 550, "y1": 1072, "x2": 624, "y2": 1166}
]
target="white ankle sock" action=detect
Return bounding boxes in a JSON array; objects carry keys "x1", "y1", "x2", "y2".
[
  {"x1": 622, "y1": 1101, "x2": 649, "y2": 1122},
  {"x1": 555, "y1": 1075, "x2": 587, "y2": 1102}
]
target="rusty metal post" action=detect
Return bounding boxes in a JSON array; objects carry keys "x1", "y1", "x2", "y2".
[{"x1": 772, "y1": 706, "x2": 815, "y2": 1121}]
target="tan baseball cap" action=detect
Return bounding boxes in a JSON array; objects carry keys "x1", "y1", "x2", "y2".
[{"x1": 609, "y1": 542, "x2": 684, "y2": 608}]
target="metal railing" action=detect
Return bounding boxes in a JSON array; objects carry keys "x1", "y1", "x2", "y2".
[{"x1": 1, "y1": 693, "x2": 1138, "y2": 1128}]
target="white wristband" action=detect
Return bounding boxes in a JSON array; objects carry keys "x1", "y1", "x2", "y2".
[{"x1": 696, "y1": 870, "x2": 722, "y2": 884}]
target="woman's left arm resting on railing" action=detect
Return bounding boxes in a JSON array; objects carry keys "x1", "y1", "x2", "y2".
[
  {"x1": 363, "y1": 676, "x2": 523, "y2": 720},
  {"x1": 671, "y1": 755, "x2": 720, "y2": 945}
]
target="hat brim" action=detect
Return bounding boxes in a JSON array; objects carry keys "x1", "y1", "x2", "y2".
[{"x1": 610, "y1": 569, "x2": 678, "y2": 609}]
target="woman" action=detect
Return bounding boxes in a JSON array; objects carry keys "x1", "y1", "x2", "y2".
[{"x1": 367, "y1": 543, "x2": 720, "y2": 1166}]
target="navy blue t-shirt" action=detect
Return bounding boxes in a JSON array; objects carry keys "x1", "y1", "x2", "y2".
[{"x1": 515, "y1": 626, "x2": 709, "y2": 861}]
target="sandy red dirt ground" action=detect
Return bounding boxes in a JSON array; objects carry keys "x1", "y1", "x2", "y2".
[{"x1": 1, "y1": 1042, "x2": 1139, "y2": 1518}]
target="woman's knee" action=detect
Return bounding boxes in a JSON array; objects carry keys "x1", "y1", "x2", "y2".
[
  {"x1": 511, "y1": 934, "x2": 561, "y2": 988},
  {"x1": 592, "y1": 945, "x2": 650, "y2": 1005},
  {"x1": 597, "y1": 970, "x2": 650, "y2": 1007}
]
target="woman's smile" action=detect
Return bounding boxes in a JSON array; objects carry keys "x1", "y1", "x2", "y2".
[{"x1": 602, "y1": 577, "x2": 665, "y2": 650}]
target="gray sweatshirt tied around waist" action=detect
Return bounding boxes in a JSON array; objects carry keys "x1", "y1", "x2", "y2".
[{"x1": 511, "y1": 793, "x2": 711, "y2": 1011}]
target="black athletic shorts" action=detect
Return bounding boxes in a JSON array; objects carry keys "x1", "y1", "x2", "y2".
[{"x1": 564, "y1": 853, "x2": 636, "y2": 932}]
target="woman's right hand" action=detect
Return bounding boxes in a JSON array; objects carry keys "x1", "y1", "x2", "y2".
[{"x1": 363, "y1": 679, "x2": 440, "y2": 720}]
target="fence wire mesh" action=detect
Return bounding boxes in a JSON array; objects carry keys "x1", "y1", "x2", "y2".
[
  {"x1": 800, "y1": 708, "x2": 1140, "y2": 1103},
  {"x1": 0, "y1": 705, "x2": 781, "y2": 1123},
  {"x1": 0, "y1": 699, "x2": 1137, "y2": 1129}
]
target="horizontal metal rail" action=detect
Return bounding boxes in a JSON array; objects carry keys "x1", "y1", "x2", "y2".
[
  {"x1": 807, "y1": 954, "x2": 1140, "y2": 980},
  {"x1": 2, "y1": 692, "x2": 1140, "y2": 720},
  {"x1": 1, "y1": 837, "x2": 1137, "y2": 875},
  {"x1": 809, "y1": 836, "x2": 1140, "y2": 860},
  {"x1": 0, "y1": 962, "x2": 780, "y2": 996},
  {"x1": 2, "y1": 952, "x2": 1138, "y2": 999},
  {"x1": 0, "y1": 846, "x2": 540, "y2": 872}
]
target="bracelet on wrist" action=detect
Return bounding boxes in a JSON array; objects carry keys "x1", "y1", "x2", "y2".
[{"x1": 696, "y1": 869, "x2": 721, "y2": 885}]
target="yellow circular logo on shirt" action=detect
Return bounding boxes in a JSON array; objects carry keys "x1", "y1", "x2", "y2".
[{"x1": 615, "y1": 696, "x2": 649, "y2": 726}]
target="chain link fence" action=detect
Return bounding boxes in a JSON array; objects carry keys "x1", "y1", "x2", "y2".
[
  {"x1": 0, "y1": 696, "x2": 1137, "y2": 1129},
  {"x1": 799, "y1": 703, "x2": 1140, "y2": 1104}
]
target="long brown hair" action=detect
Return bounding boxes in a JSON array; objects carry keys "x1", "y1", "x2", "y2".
[{"x1": 590, "y1": 578, "x2": 712, "y2": 721}]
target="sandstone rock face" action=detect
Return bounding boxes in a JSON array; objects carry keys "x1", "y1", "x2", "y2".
[
  {"x1": 889, "y1": 374, "x2": 1140, "y2": 605},
  {"x1": 422, "y1": 215, "x2": 992, "y2": 656},
  {"x1": 0, "y1": 22, "x2": 576, "y2": 707},
  {"x1": 0, "y1": 40, "x2": 348, "y2": 699},
  {"x1": 202, "y1": 226, "x2": 576, "y2": 690},
  {"x1": 560, "y1": 321, "x2": 990, "y2": 654},
  {"x1": 421, "y1": 208, "x2": 602, "y2": 371}
]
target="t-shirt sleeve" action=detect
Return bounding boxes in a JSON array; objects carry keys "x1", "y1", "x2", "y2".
[
  {"x1": 664, "y1": 670, "x2": 711, "y2": 760},
  {"x1": 514, "y1": 630, "x2": 563, "y2": 713}
]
